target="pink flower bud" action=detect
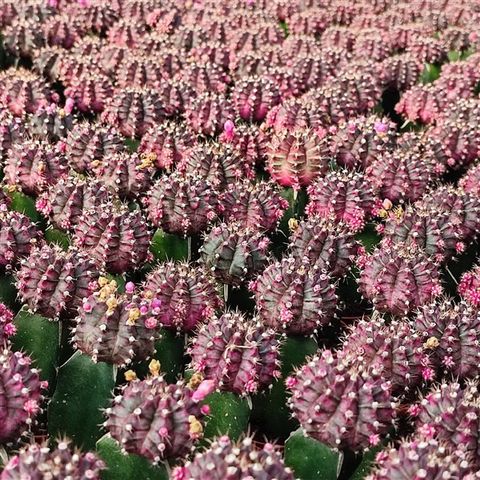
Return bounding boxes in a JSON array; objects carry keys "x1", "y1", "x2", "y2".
[
  {"x1": 223, "y1": 120, "x2": 235, "y2": 141},
  {"x1": 144, "y1": 317, "x2": 158, "y2": 329},
  {"x1": 151, "y1": 298, "x2": 162, "y2": 309},
  {"x1": 125, "y1": 281, "x2": 135, "y2": 294},
  {"x1": 192, "y1": 379, "x2": 216, "y2": 402},
  {"x1": 200, "y1": 404, "x2": 210, "y2": 415},
  {"x1": 64, "y1": 97, "x2": 75, "y2": 114}
]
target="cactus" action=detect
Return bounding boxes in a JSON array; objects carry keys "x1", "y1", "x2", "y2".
[
  {"x1": 329, "y1": 116, "x2": 396, "y2": 170},
  {"x1": 0, "y1": 112, "x2": 26, "y2": 162},
  {"x1": 252, "y1": 256, "x2": 337, "y2": 335},
  {"x1": 144, "y1": 172, "x2": 219, "y2": 237},
  {"x1": 377, "y1": 53, "x2": 423, "y2": 91},
  {"x1": 4, "y1": 140, "x2": 68, "y2": 195},
  {"x1": 28, "y1": 103, "x2": 75, "y2": 142},
  {"x1": 65, "y1": 122, "x2": 125, "y2": 173},
  {"x1": 144, "y1": 261, "x2": 222, "y2": 333},
  {"x1": 266, "y1": 128, "x2": 329, "y2": 190},
  {"x1": 138, "y1": 121, "x2": 196, "y2": 171},
  {"x1": 287, "y1": 349, "x2": 396, "y2": 451},
  {"x1": 36, "y1": 175, "x2": 111, "y2": 232},
  {"x1": 42, "y1": 15, "x2": 86, "y2": 49},
  {"x1": 232, "y1": 76, "x2": 281, "y2": 122},
  {"x1": 0, "y1": 304, "x2": 15, "y2": 346},
  {"x1": 16, "y1": 244, "x2": 99, "y2": 320},
  {"x1": 221, "y1": 179, "x2": 289, "y2": 232},
  {"x1": 459, "y1": 266, "x2": 480, "y2": 308},
  {"x1": 414, "y1": 381, "x2": 480, "y2": 467},
  {"x1": 73, "y1": 278, "x2": 158, "y2": 366},
  {"x1": 0, "y1": 348, "x2": 45, "y2": 444},
  {"x1": 306, "y1": 169, "x2": 375, "y2": 232},
  {"x1": 415, "y1": 299, "x2": 480, "y2": 380},
  {"x1": 288, "y1": 217, "x2": 359, "y2": 278},
  {"x1": 338, "y1": 314, "x2": 432, "y2": 393},
  {"x1": 179, "y1": 61, "x2": 230, "y2": 94},
  {"x1": 172, "y1": 435, "x2": 294, "y2": 480},
  {"x1": 200, "y1": 222, "x2": 270, "y2": 286},
  {"x1": 91, "y1": 151, "x2": 153, "y2": 199},
  {"x1": 73, "y1": 205, "x2": 150, "y2": 274},
  {"x1": 188, "y1": 311, "x2": 281, "y2": 395},
  {"x1": 359, "y1": 242, "x2": 442, "y2": 316},
  {"x1": 104, "y1": 375, "x2": 206, "y2": 463},
  {"x1": 64, "y1": 73, "x2": 114, "y2": 113},
  {"x1": 0, "y1": 210, "x2": 41, "y2": 269},
  {"x1": 0, "y1": 440, "x2": 105, "y2": 480},
  {"x1": 367, "y1": 436, "x2": 475, "y2": 480},
  {"x1": 3, "y1": 18, "x2": 45, "y2": 58},
  {"x1": 102, "y1": 88, "x2": 165, "y2": 138}
]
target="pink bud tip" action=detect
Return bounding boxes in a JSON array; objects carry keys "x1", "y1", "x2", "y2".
[
  {"x1": 200, "y1": 404, "x2": 211, "y2": 415},
  {"x1": 172, "y1": 468, "x2": 186, "y2": 480},
  {"x1": 23, "y1": 399, "x2": 39, "y2": 414},
  {"x1": 223, "y1": 120, "x2": 235, "y2": 141},
  {"x1": 40, "y1": 381, "x2": 49, "y2": 389},
  {"x1": 151, "y1": 298, "x2": 162, "y2": 309},
  {"x1": 125, "y1": 282, "x2": 135, "y2": 294},
  {"x1": 144, "y1": 317, "x2": 158, "y2": 329},
  {"x1": 83, "y1": 302, "x2": 93, "y2": 313},
  {"x1": 4, "y1": 323, "x2": 16, "y2": 336},
  {"x1": 374, "y1": 121, "x2": 389, "y2": 134},
  {"x1": 285, "y1": 376, "x2": 297, "y2": 389},
  {"x1": 64, "y1": 97, "x2": 75, "y2": 114},
  {"x1": 192, "y1": 379, "x2": 216, "y2": 402}
]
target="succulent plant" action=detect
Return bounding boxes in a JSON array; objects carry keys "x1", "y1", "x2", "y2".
[
  {"x1": 104, "y1": 375, "x2": 206, "y2": 463},
  {"x1": 0, "y1": 210, "x2": 41, "y2": 269},
  {"x1": 73, "y1": 278, "x2": 158, "y2": 366},
  {"x1": 4, "y1": 140, "x2": 68, "y2": 195},
  {"x1": 144, "y1": 172, "x2": 219, "y2": 237},
  {"x1": 172, "y1": 435, "x2": 295, "y2": 480},
  {"x1": 266, "y1": 128, "x2": 330, "y2": 190},
  {"x1": 73, "y1": 205, "x2": 150, "y2": 274},
  {"x1": 200, "y1": 222, "x2": 270, "y2": 286},
  {"x1": 28, "y1": 103, "x2": 75, "y2": 142},
  {"x1": 65, "y1": 122, "x2": 125, "y2": 174},
  {"x1": 0, "y1": 304, "x2": 15, "y2": 346},
  {"x1": 0, "y1": 439, "x2": 105, "y2": 480},
  {"x1": 64, "y1": 73, "x2": 114, "y2": 114},
  {"x1": 395, "y1": 84, "x2": 444, "y2": 124},
  {"x1": 0, "y1": 112, "x2": 25, "y2": 162},
  {"x1": 367, "y1": 435, "x2": 475, "y2": 480},
  {"x1": 459, "y1": 266, "x2": 480, "y2": 309},
  {"x1": 252, "y1": 256, "x2": 337, "y2": 335},
  {"x1": 0, "y1": 348, "x2": 45, "y2": 444},
  {"x1": 102, "y1": 88, "x2": 165, "y2": 138},
  {"x1": 138, "y1": 121, "x2": 196, "y2": 171},
  {"x1": 16, "y1": 244, "x2": 99, "y2": 320},
  {"x1": 3, "y1": 18, "x2": 46, "y2": 58},
  {"x1": 288, "y1": 217, "x2": 359, "y2": 278},
  {"x1": 359, "y1": 243, "x2": 442, "y2": 316},
  {"x1": 287, "y1": 349, "x2": 396, "y2": 451},
  {"x1": 306, "y1": 169, "x2": 375, "y2": 232},
  {"x1": 377, "y1": 53, "x2": 423, "y2": 91},
  {"x1": 143, "y1": 262, "x2": 223, "y2": 333}
]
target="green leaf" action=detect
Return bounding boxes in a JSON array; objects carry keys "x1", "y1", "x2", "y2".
[
  {"x1": 9, "y1": 191, "x2": 44, "y2": 224},
  {"x1": 420, "y1": 63, "x2": 441, "y2": 84},
  {"x1": 350, "y1": 445, "x2": 383, "y2": 480},
  {"x1": 96, "y1": 435, "x2": 168, "y2": 480},
  {"x1": 48, "y1": 352, "x2": 115, "y2": 450},
  {"x1": 124, "y1": 138, "x2": 140, "y2": 153},
  {"x1": 280, "y1": 336, "x2": 318, "y2": 376},
  {"x1": 284, "y1": 430, "x2": 340, "y2": 480},
  {"x1": 12, "y1": 308, "x2": 60, "y2": 390},
  {"x1": 355, "y1": 224, "x2": 380, "y2": 253},
  {"x1": 150, "y1": 229, "x2": 188, "y2": 262},
  {"x1": 44, "y1": 227, "x2": 70, "y2": 250},
  {"x1": 203, "y1": 392, "x2": 251, "y2": 442},
  {"x1": 135, "y1": 329, "x2": 185, "y2": 383},
  {"x1": 0, "y1": 273, "x2": 19, "y2": 309}
]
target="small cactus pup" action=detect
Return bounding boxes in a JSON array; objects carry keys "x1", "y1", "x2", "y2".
[
  {"x1": 338, "y1": 313, "x2": 433, "y2": 394},
  {"x1": 104, "y1": 373, "x2": 207, "y2": 463},
  {"x1": 220, "y1": 179, "x2": 290, "y2": 232},
  {"x1": 266, "y1": 128, "x2": 330, "y2": 190},
  {"x1": 0, "y1": 303, "x2": 15, "y2": 345},
  {"x1": 143, "y1": 262, "x2": 223, "y2": 333},
  {"x1": 73, "y1": 278, "x2": 159, "y2": 367},
  {"x1": 413, "y1": 381, "x2": 480, "y2": 467},
  {"x1": 28, "y1": 102, "x2": 75, "y2": 142},
  {"x1": 366, "y1": 435, "x2": 476, "y2": 480},
  {"x1": 4, "y1": 140, "x2": 68, "y2": 196},
  {"x1": 306, "y1": 169, "x2": 375, "y2": 233},
  {"x1": 35, "y1": 175, "x2": 111, "y2": 233},
  {"x1": 73, "y1": 204, "x2": 150, "y2": 274},
  {"x1": 0, "y1": 439, "x2": 105, "y2": 480},
  {"x1": 200, "y1": 222, "x2": 270, "y2": 286},
  {"x1": 0, "y1": 348, "x2": 46, "y2": 444},
  {"x1": 16, "y1": 244, "x2": 100, "y2": 320},
  {"x1": 288, "y1": 216, "x2": 359, "y2": 278},
  {"x1": 0, "y1": 210, "x2": 41, "y2": 270},
  {"x1": 252, "y1": 256, "x2": 337, "y2": 335},
  {"x1": 65, "y1": 122, "x2": 125, "y2": 174},
  {"x1": 287, "y1": 349, "x2": 397, "y2": 451},
  {"x1": 188, "y1": 311, "x2": 282, "y2": 395},
  {"x1": 358, "y1": 242, "x2": 442, "y2": 316},
  {"x1": 459, "y1": 265, "x2": 480, "y2": 309},
  {"x1": 144, "y1": 171, "x2": 219, "y2": 237},
  {"x1": 172, "y1": 435, "x2": 295, "y2": 480}
]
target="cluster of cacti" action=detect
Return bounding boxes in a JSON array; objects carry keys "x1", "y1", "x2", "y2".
[{"x1": 1, "y1": 0, "x2": 480, "y2": 479}]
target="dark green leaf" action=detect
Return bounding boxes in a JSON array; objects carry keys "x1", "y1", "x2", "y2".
[
  {"x1": 9, "y1": 191, "x2": 44, "y2": 224},
  {"x1": 150, "y1": 229, "x2": 188, "y2": 262},
  {"x1": 48, "y1": 352, "x2": 115, "y2": 450},
  {"x1": 96, "y1": 435, "x2": 168, "y2": 480},
  {"x1": 44, "y1": 227, "x2": 70, "y2": 250}
]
